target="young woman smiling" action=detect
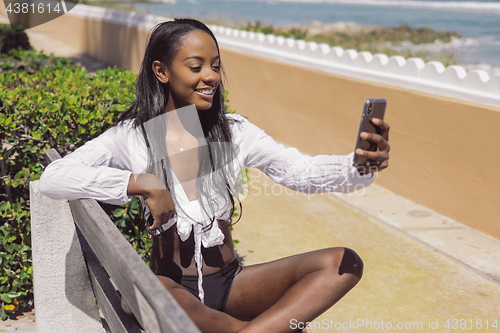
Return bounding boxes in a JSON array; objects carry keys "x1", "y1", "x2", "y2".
[{"x1": 39, "y1": 19, "x2": 390, "y2": 333}]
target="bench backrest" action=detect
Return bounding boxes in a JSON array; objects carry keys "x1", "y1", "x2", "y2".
[{"x1": 40, "y1": 148, "x2": 200, "y2": 333}]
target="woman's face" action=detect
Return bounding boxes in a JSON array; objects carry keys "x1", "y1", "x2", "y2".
[{"x1": 160, "y1": 30, "x2": 221, "y2": 111}]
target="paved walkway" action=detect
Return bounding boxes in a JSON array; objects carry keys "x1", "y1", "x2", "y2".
[
  {"x1": 234, "y1": 169, "x2": 500, "y2": 333},
  {"x1": 24, "y1": 30, "x2": 110, "y2": 75},
  {"x1": 0, "y1": 12, "x2": 109, "y2": 75},
  {"x1": 2, "y1": 13, "x2": 500, "y2": 332}
]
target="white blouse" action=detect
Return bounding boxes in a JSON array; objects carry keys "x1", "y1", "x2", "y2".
[{"x1": 39, "y1": 112, "x2": 374, "y2": 303}]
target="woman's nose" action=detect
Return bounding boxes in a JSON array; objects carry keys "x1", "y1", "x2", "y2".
[{"x1": 202, "y1": 68, "x2": 219, "y2": 83}]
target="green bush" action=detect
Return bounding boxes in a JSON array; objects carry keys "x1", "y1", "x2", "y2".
[
  {"x1": 0, "y1": 24, "x2": 31, "y2": 55},
  {"x1": 243, "y1": 20, "x2": 308, "y2": 40},
  {"x1": 1, "y1": 48, "x2": 76, "y2": 74},
  {"x1": 0, "y1": 48, "x2": 140, "y2": 319}
]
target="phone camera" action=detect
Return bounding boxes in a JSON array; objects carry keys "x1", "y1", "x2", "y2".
[{"x1": 367, "y1": 103, "x2": 373, "y2": 115}]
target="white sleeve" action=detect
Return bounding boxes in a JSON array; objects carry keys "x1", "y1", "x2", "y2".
[
  {"x1": 233, "y1": 115, "x2": 374, "y2": 194},
  {"x1": 38, "y1": 123, "x2": 139, "y2": 205}
]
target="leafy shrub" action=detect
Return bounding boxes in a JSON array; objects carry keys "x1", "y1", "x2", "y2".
[
  {"x1": 0, "y1": 48, "x2": 139, "y2": 319},
  {"x1": 243, "y1": 20, "x2": 308, "y2": 40},
  {"x1": 100, "y1": 199, "x2": 151, "y2": 262},
  {"x1": 1, "y1": 48, "x2": 77, "y2": 74},
  {"x1": 0, "y1": 24, "x2": 31, "y2": 55}
]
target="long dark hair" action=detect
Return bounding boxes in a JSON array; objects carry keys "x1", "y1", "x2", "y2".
[{"x1": 119, "y1": 19, "x2": 244, "y2": 231}]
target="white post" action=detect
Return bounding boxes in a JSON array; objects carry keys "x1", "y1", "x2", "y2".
[{"x1": 30, "y1": 180, "x2": 106, "y2": 333}]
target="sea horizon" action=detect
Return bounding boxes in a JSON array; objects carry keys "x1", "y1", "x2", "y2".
[{"x1": 132, "y1": 0, "x2": 500, "y2": 71}]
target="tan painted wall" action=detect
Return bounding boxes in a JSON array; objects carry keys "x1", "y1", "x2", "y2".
[
  {"x1": 221, "y1": 49, "x2": 500, "y2": 239},
  {"x1": 3, "y1": 9, "x2": 499, "y2": 239}
]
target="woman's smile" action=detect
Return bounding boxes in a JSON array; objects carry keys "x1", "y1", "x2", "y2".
[{"x1": 195, "y1": 86, "x2": 216, "y2": 101}]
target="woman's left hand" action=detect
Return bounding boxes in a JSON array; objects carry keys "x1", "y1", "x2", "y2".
[{"x1": 355, "y1": 118, "x2": 390, "y2": 175}]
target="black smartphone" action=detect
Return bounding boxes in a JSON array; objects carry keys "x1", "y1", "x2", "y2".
[{"x1": 353, "y1": 98, "x2": 387, "y2": 166}]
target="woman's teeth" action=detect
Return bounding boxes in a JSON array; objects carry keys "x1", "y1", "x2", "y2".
[{"x1": 196, "y1": 88, "x2": 214, "y2": 95}]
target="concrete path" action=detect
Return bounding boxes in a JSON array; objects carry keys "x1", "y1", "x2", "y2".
[
  {"x1": 234, "y1": 168, "x2": 500, "y2": 333},
  {"x1": 0, "y1": 12, "x2": 109, "y2": 75},
  {"x1": 0, "y1": 312, "x2": 36, "y2": 333},
  {"x1": 24, "y1": 30, "x2": 110, "y2": 76},
  {"x1": 2, "y1": 12, "x2": 500, "y2": 332}
]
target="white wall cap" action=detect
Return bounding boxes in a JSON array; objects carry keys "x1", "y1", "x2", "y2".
[
  {"x1": 464, "y1": 70, "x2": 491, "y2": 92},
  {"x1": 355, "y1": 51, "x2": 373, "y2": 66},
  {"x1": 266, "y1": 34, "x2": 276, "y2": 44},
  {"x1": 294, "y1": 39, "x2": 307, "y2": 51},
  {"x1": 65, "y1": 6, "x2": 500, "y2": 107},
  {"x1": 372, "y1": 53, "x2": 390, "y2": 70},
  {"x1": 302, "y1": 41, "x2": 323, "y2": 59},
  {"x1": 239, "y1": 30, "x2": 248, "y2": 39},
  {"x1": 442, "y1": 65, "x2": 468, "y2": 86},
  {"x1": 276, "y1": 36, "x2": 286, "y2": 46},
  {"x1": 421, "y1": 61, "x2": 446, "y2": 81},
  {"x1": 307, "y1": 41, "x2": 318, "y2": 52},
  {"x1": 490, "y1": 75, "x2": 500, "y2": 95},
  {"x1": 285, "y1": 37, "x2": 295, "y2": 48},
  {"x1": 318, "y1": 43, "x2": 331, "y2": 56},
  {"x1": 401, "y1": 57, "x2": 426, "y2": 78},
  {"x1": 342, "y1": 49, "x2": 358, "y2": 62},
  {"x1": 330, "y1": 46, "x2": 344, "y2": 59}
]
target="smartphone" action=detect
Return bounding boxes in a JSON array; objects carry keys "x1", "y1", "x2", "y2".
[{"x1": 353, "y1": 98, "x2": 387, "y2": 166}]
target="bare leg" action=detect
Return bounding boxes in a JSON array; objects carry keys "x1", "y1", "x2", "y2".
[{"x1": 224, "y1": 247, "x2": 363, "y2": 333}]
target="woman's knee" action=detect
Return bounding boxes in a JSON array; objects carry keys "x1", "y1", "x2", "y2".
[
  {"x1": 321, "y1": 247, "x2": 364, "y2": 280},
  {"x1": 338, "y1": 247, "x2": 364, "y2": 279}
]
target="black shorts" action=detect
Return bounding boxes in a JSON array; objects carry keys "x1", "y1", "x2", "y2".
[{"x1": 179, "y1": 259, "x2": 242, "y2": 311}]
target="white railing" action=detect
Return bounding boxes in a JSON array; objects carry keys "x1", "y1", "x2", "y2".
[
  {"x1": 67, "y1": 4, "x2": 500, "y2": 107},
  {"x1": 209, "y1": 26, "x2": 500, "y2": 107}
]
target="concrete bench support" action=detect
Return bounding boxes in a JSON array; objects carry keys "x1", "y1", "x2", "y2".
[
  {"x1": 30, "y1": 180, "x2": 106, "y2": 333},
  {"x1": 30, "y1": 148, "x2": 200, "y2": 333}
]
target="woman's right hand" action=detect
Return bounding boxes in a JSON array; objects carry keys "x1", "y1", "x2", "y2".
[
  {"x1": 127, "y1": 174, "x2": 175, "y2": 231},
  {"x1": 143, "y1": 188, "x2": 175, "y2": 231}
]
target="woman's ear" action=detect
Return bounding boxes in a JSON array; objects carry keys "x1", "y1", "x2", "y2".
[{"x1": 152, "y1": 60, "x2": 169, "y2": 84}]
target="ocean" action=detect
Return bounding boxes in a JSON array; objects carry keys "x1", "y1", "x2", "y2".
[{"x1": 132, "y1": 0, "x2": 500, "y2": 69}]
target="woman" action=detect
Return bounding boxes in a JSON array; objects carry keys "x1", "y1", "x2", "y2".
[{"x1": 39, "y1": 18, "x2": 390, "y2": 333}]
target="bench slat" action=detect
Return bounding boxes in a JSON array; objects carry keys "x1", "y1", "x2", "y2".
[
  {"x1": 76, "y1": 227, "x2": 142, "y2": 333},
  {"x1": 70, "y1": 195, "x2": 200, "y2": 333},
  {"x1": 43, "y1": 148, "x2": 200, "y2": 333}
]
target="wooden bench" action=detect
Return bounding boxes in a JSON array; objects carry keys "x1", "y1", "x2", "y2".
[{"x1": 30, "y1": 148, "x2": 200, "y2": 333}]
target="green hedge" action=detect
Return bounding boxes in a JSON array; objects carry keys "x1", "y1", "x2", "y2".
[
  {"x1": 0, "y1": 24, "x2": 30, "y2": 55},
  {"x1": 0, "y1": 47, "x2": 145, "y2": 319}
]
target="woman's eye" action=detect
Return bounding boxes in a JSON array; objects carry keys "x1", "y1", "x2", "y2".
[
  {"x1": 190, "y1": 66, "x2": 202, "y2": 72},
  {"x1": 212, "y1": 65, "x2": 221, "y2": 72}
]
